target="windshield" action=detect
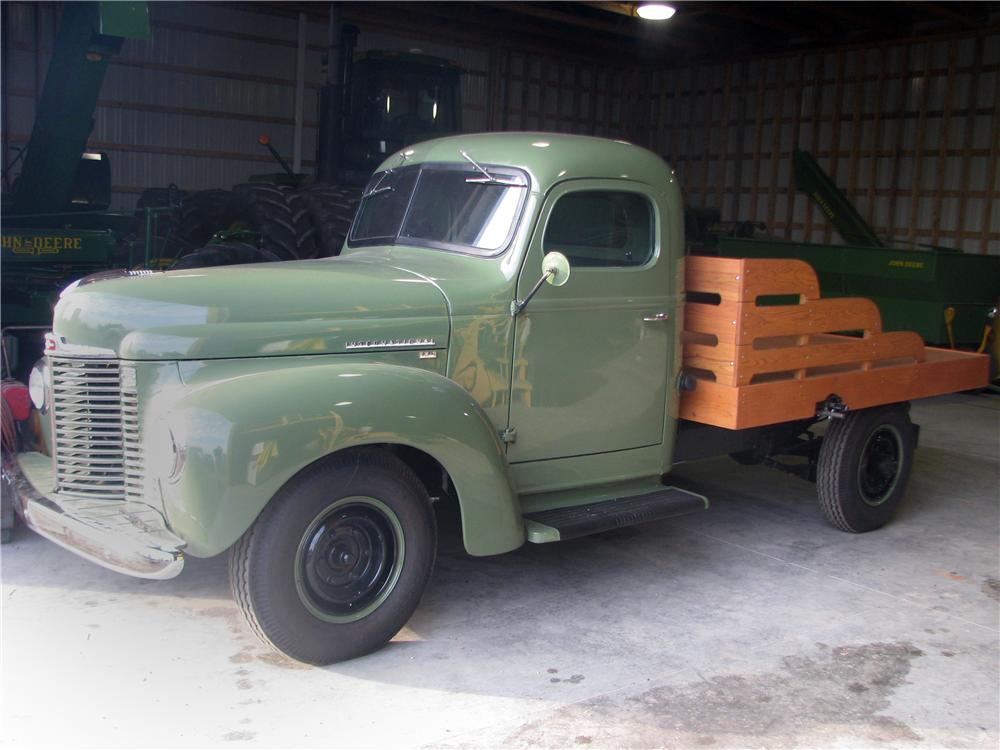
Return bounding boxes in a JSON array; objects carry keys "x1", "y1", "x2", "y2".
[{"x1": 349, "y1": 164, "x2": 529, "y2": 255}]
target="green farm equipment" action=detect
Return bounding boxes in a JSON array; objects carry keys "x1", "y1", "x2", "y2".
[
  {"x1": 1, "y1": 2, "x2": 153, "y2": 377},
  {"x1": 702, "y1": 149, "x2": 1000, "y2": 359},
  {"x1": 160, "y1": 5, "x2": 464, "y2": 269}
]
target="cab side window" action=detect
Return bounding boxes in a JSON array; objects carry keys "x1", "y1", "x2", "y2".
[{"x1": 543, "y1": 190, "x2": 654, "y2": 267}]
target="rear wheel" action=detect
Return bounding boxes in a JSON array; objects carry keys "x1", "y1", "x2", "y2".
[
  {"x1": 229, "y1": 450, "x2": 436, "y2": 665},
  {"x1": 816, "y1": 404, "x2": 916, "y2": 532}
]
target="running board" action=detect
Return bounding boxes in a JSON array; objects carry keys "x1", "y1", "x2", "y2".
[{"x1": 523, "y1": 486, "x2": 708, "y2": 543}]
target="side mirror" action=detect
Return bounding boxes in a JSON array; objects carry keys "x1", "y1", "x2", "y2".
[
  {"x1": 542, "y1": 251, "x2": 570, "y2": 287},
  {"x1": 512, "y1": 251, "x2": 571, "y2": 316}
]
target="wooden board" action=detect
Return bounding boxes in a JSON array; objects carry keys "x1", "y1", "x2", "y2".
[
  {"x1": 680, "y1": 256, "x2": 991, "y2": 429},
  {"x1": 685, "y1": 255, "x2": 819, "y2": 302}
]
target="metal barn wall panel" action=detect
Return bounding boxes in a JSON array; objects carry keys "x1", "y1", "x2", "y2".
[
  {"x1": 634, "y1": 33, "x2": 1000, "y2": 255},
  {"x1": 2, "y1": 2, "x2": 995, "y2": 255},
  {"x1": 487, "y1": 33, "x2": 997, "y2": 254}
]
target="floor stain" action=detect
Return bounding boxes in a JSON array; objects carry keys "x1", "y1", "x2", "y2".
[
  {"x1": 194, "y1": 605, "x2": 244, "y2": 636},
  {"x1": 256, "y1": 651, "x2": 311, "y2": 670},
  {"x1": 550, "y1": 674, "x2": 585, "y2": 685},
  {"x1": 504, "y1": 641, "x2": 924, "y2": 749},
  {"x1": 982, "y1": 577, "x2": 1000, "y2": 602},
  {"x1": 236, "y1": 678, "x2": 253, "y2": 691},
  {"x1": 223, "y1": 730, "x2": 256, "y2": 741}
]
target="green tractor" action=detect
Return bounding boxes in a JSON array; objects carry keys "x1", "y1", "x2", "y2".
[
  {"x1": 1, "y1": 2, "x2": 154, "y2": 378},
  {"x1": 155, "y1": 7, "x2": 463, "y2": 269}
]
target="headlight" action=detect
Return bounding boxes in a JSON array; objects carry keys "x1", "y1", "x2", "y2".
[{"x1": 28, "y1": 360, "x2": 49, "y2": 413}]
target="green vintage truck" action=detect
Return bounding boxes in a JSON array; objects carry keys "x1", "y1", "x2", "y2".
[{"x1": 3, "y1": 133, "x2": 988, "y2": 664}]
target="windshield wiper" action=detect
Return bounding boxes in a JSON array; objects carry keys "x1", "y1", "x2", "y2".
[
  {"x1": 362, "y1": 169, "x2": 394, "y2": 199},
  {"x1": 460, "y1": 150, "x2": 525, "y2": 187}
]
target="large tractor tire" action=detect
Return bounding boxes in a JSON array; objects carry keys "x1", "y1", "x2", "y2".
[
  {"x1": 177, "y1": 189, "x2": 234, "y2": 248},
  {"x1": 229, "y1": 183, "x2": 299, "y2": 261},
  {"x1": 286, "y1": 191, "x2": 319, "y2": 259},
  {"x1": 171, "y1": 241, "x2": 282, "y2": 270},
  {"x1": 172, "y1": 185, "x2": 299, "y2": 266},
  {"x1": 300, "y1": 184, "x2": 361, "y2": 258}
]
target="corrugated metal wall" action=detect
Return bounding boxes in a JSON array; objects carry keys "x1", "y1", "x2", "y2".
[
  {"x1": 488, "y1": 34, "x2": 999, "y2": 255},
  {"x1": 2, "y1": 2, "x2": 997, "y2": 254}
]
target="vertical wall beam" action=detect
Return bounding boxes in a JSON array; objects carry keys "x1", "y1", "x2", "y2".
[
  {"x1": 886, "y1": 47, "x2": 910, "y2": 245},
  {"x1": 867, "y1": 47, "x2": 888, "y2": 233},
  {"x1": 715, "y1": 63, "x2": 733, "y2": 211},
  {"x1": 766, "y1": 57, "x2": 786, "y2": 231},
  {"x1": 931, "y1": 38, "x2": 959, "y2": 246},
  {"x1": 785, "y1": 53, "x2": 806, "y2": 239},
  {"x1": 907, "y1": 43, "x2": 933, "y2": 244},
  {"x1": 292, "y1": 12, "x2": 306, "y2": 173},
  {"x1": 698, "y1": 66, "x2": 714, "y2": 207},
  {"x1": 956, "y1": 35, "x2": 985, "y2": 253},
  {"x1": 981, "y1": 65, "x2": 1000, "y2": 254},
  {"x1": 846, "y1": 49, "x2": 866, "y2": 220},
  {"x1": 825, "y1": 50, "x2": 846, "y2": 243},
  {"x1": 747, "y1": 62, "x2": 767, "y2": 221}
]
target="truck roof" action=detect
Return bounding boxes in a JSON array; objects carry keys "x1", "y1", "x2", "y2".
[{"x1": 377, "y1": 132, "x2": 676, "y2": 194}]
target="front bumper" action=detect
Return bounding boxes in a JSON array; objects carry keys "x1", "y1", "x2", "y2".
[{"x1": 3, "y1": 451, "x2": 185, "y2": 579}]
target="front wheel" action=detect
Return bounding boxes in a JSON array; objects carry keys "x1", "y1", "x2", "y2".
[
  {"x1": 816, "y1": 404, "x2": 916, "y2": 533},
  {"x1": 229, "y1": 450, "x2": 436, "y2": 664}
]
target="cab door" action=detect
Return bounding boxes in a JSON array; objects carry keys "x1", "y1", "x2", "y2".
[{"x1": 507, "y1": 180, "x2": 671, "y2": 463}]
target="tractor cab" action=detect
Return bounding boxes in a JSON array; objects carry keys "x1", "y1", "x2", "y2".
[{"x1": 345, "y1": 51, "x2": 462, "y2": 171}]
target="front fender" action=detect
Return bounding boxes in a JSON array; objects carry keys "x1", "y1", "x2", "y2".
[{"x1": 159, "y1": 363, "x2": 523, "y2": 557}]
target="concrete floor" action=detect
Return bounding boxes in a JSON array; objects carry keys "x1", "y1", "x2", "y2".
[{"x1": 2, "y1": 393, "x2": 998, "y2": 749}]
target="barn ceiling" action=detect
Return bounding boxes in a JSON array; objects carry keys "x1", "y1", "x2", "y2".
[{"x1": 250, "y1": 1, "x2": 1000, "y2": 66}]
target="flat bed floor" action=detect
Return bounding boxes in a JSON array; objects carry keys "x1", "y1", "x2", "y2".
[{"x1": 3, "y1": 393, "x2": 997, "y2": 749}]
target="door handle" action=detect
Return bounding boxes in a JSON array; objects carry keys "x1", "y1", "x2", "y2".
[{"x1": 643, "y1": 312, "x2": 670, "y2": 322}]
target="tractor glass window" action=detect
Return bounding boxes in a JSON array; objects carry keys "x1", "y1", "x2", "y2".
[
  {"x1": 350, "y1": 167, "x2": 419, "y2": 243},
  {"x1": 356, "y1": 73, "x2": 458, "y2": 137},
  {"x1": 398, "y1": 168, "x2": 527, "y2": 254},
  {"x1": 544, "y1": 191, "x2": 654, "y2": 267}
]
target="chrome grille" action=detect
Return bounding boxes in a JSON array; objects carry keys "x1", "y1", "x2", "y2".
[
  {"x1": 121, "y1": 377, "x2": 146, "y2": 502},
  {"x1": 51, "y1": 357, "x2": 126, "y2": 500}
]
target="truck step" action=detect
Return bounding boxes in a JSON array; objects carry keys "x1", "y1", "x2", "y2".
[{"x1": 523, "y1": 486, "x2": 708, "y2": 543}]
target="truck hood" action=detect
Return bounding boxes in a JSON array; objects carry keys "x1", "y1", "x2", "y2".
[{"x1": 52, "y1": 258, "x2": 450, "y2": 360}]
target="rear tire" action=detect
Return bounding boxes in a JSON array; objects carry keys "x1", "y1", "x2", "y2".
[
  {"x1": 816, "y1": 404, "x2": 915, "y2": 533},
  {"x1": 229, "y1": 450, "x2": 436, "y2": 665}
]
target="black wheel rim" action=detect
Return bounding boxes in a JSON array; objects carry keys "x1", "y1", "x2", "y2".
[
  {"x1": 857, "y1": 425, "x2": 902, "y2": 506},
  {"x1": 295, "y1": 497, "x2": 404, "y2": 623}
]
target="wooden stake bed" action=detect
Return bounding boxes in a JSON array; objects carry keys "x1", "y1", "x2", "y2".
[{"x1": 679, "y1": 256, "x2": 990, "y2": 430}]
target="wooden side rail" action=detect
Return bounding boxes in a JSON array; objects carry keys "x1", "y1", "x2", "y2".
[
  {"x1": 684, "y1": 256, "x2": 924, "y2": 386},
  {"x1": 680, "y1": 256, "x2": 988, "y2": 430}
]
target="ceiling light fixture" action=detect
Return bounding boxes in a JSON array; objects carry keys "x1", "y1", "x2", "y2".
[{"x1": 636, "y1": 2, "x2": 676, "y2": 21}]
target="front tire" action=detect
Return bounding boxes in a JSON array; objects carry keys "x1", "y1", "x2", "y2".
[
  {"x1": 816, "y1": 404, "x2": 916, "y2": 533},
  {"x1": 229, "y1": 450, "x2": 436, "y2": 665}
]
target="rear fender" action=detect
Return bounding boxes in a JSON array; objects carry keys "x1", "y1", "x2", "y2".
[{"x1": 157, "y1": 363, "x2": 522, "y2": 557}]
